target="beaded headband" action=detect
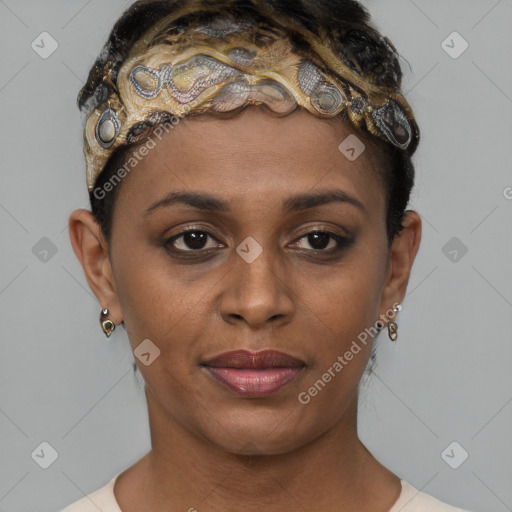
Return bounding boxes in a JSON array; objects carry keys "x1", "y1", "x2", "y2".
[{"x1": 81, "y1": 7, "x2": 419, "y2": 192}]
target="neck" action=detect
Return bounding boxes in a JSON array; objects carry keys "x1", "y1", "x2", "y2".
[{"x1": 115, "y1": 387, "x2": 400, "y2": 512}]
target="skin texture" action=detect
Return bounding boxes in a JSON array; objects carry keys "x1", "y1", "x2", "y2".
[{"x1": 69, "y1": 106, "x2": 421, "y2": 511}]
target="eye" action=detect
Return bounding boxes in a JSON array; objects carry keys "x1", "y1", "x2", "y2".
[
  {"x1": 166, "y1": 229, "x2": 224, "y2": 252},
  {"x1": 164, "y1": 227, "x2": 353, "y2": 257},
  {"x1": 289, "y1": 230, "x2": 352, "y2": 252}
]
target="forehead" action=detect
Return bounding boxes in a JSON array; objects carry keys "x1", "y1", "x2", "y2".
[{"x1": 117, "y1": 106, "x2": 386, "y2": 216}]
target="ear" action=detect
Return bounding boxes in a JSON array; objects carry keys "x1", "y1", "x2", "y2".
[
  {"x1": 68, "y1": 209, "x2": 122, "y2": 323},
  {"x1": 378, "y1": 209, "x2": 422, "y2": 318}
]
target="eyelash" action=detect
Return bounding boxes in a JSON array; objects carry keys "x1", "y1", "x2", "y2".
[{"x1": 164, "y1": 226, "x2": 353, "y2": 257}]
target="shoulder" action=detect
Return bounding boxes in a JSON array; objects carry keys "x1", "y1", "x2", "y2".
[
  {"x1": 59, "y1": 473, "x2": 122, "y2": 512},
  {"x1": 389, "y1": 480, "x2": 473, "y2": 512}
]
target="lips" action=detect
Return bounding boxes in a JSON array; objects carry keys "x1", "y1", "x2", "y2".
[
  {"x1": 203, "y1": 349, "x2": 305, "y2": 369},
  {"x1": 201, "y1": 349, "x2": 305, "y2": 397}
]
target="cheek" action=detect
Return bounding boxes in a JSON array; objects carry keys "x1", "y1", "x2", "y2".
[
  {"x1": 110, "y1": 238, "x2": 231, "y2": 382},
  {"x1": 294, "y1": 262, "x2": 383, "y2": 422},
  {"x1": 303, "y1": 251, "x2": 386, "y2": 341},
  {"x1": 307, "y1": 278, "x2": 376, "y2": 365},
  {"x1": 113, "y1": 261, "x2": 212, "y2": 417},
  {"x1": 297, "y1": 242, "x2": 386, "y2": 381},
  {"x1": 113, "y1": 260, "x2": 205, "y2": 351}
]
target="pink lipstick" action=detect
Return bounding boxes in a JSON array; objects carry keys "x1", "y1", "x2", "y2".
[{"x1": 202, "y1": 349, "x2": 305, "y2": 397}]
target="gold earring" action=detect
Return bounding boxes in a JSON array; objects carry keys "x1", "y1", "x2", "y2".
[
  {"x1": 388, "y1": 321, "x2": 398, "y2": 341},
  {"x1": 387, "y1": 302, "x2": 402, "y2": 342},
  {"x1": 100, "y1": 308, "x2": 115, "y2": 338}
]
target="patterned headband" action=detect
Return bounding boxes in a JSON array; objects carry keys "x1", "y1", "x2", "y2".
[{"x1": 81, "y1": 7, "x2": 420, "y2": 192}]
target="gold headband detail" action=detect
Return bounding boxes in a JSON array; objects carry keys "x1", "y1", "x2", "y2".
[{"x1": 82, "y1": 11, "x2": 419, "y2": 192}]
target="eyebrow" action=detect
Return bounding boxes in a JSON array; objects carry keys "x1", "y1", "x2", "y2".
[{"x1": 143, "y1": 188, "x2": 367, "y2": 216}]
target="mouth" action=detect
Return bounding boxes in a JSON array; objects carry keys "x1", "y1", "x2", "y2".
[{"x1": 200, "y1": 349, "x2": 306, "y2": 398}]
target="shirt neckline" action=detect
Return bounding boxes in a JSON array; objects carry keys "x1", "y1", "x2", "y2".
[{"x1": 106, "y1": 472, "x2": 413, "y2": 511}]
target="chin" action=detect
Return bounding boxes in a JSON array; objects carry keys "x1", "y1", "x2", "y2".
[{"x1": 198, "y1": 406, "x2": 317, "y2": 456}]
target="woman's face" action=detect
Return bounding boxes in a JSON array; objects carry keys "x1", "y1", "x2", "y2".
[{"x1": 89, "y1": 107, "x2": 419, "y2": 455}]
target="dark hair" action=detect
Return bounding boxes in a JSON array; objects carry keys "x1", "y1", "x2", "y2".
[{"x1": 80, "y1": 0, "x2": 418, "y2": 249}]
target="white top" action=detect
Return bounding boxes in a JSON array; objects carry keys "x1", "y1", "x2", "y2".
[{"x1": 60, "y1": 472, "x2": 472, "y2": 511}]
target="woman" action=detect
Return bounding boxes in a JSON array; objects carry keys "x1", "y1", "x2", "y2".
[{"x1": 62, "y1": 0, "x2": 471, "y2": 510}]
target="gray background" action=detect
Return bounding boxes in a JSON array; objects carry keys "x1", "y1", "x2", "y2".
[{"x1": 0, "y1": 0, "x2": 511, "y2": 511}]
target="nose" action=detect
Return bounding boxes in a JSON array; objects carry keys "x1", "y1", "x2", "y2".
[{"x1": 219, "y1": 242, "x2": 295, "y2": 329}]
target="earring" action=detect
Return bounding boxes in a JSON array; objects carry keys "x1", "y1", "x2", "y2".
[
  {"x1": 100, "y1": 308, "x2": 115, "y2": 338},
  {"x1": 388, "y1": 302, "x2": 402, "y2": 342},
  {"x1": 388, "y1": 321, "x2": 398, "y2": 341}
]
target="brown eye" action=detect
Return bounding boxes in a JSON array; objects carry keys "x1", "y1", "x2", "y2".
[
  {"x1": 166, "y1": 229, "x2": 223, "y2": 252},
  {"x1": 290, "y1": 230, "x2": 353, "y2": 252}
]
